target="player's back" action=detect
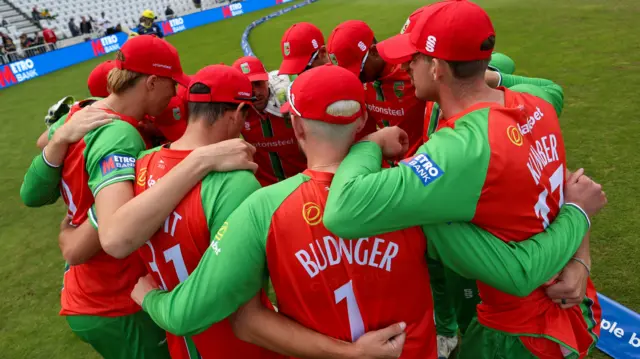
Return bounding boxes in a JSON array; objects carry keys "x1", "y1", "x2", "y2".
[
  {"x1": 58, "y1": 101, "x2": 146, "y2": 317},
  {"x1": 135, "y1": 146, "x2": 282, "y2": 359},
  {"x1": 443, "y1": 88, "x2": 598, "y2": 357},
  {"x1": 266, "y1": 170, "x2": 435, "y2": 359}
]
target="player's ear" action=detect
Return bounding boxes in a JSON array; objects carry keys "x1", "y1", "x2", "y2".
[
  {"x1": 317, "y1": 46, "x2": 329, "y2": 65},
  {"x1": 145, "y1": 75, "x2": 157, "y2": 92},
  {"x1": 291, "y1": 114, "x2": 306, "y2": 140}
]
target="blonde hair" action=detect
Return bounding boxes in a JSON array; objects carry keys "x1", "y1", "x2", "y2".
[
  {"x1": 107, "y1": 51, "x2": 146, "y2": 94},
  {"x1": 301, "y1": 100, "x2": 361, "y2": 141}
]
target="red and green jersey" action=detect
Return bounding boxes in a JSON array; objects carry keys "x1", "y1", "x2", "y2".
[
  {"x1": 140, "y1": 167, "x2": 591, "y2": 359},
  {"x1": 241, "y1": 109, "x2": 307, "y2": 186},
  {"x1": 57, "y1": 101, "x2": 148, "y2": 317},
  {"x1": 365, "y1": 64, "x2": 426, "y2": 158},
  {"x1": 142, "y1": 170, "x2": 437, "y2": 359},
  {"x1": 134, "y1": 146, "x2": 282, "y2": 359},
  {"x1": 324, "y1": 75, "x2": 600, "y2": 358}
]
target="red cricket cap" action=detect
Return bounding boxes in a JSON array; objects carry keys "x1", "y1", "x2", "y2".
[
  {"x1": 279, "y1": 22, "x2": 325, "y2": 75},
  {"x1": 326, "y1": 20, "x2": 375, "y2": 76},
  {"x1": 186, "y1": 65, "x2": 254, "y2": 104},
  {"x1": 115, "y1": 35, "x2": 191, "y2": 86},
  {"x1": 87, "y1": 60, "x2": 116, "y2": 98},
  {"x1": 280, "y1": 64, "x2": 365, "y2": 124},
  {"x1": 377, "y1": 0, "x2": 495, "y2": 64},
  {"x1": 232, "y1": 56, "x2": 269, "y2": 82}
]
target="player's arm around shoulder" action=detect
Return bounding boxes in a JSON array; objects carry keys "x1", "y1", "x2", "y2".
[
  {"x1": 325, "y1": 111, "x2": 490, "y2": 238},
  {"x1": 501, "y1": 74, "x2": 564, "y2": 117},
  {"x1": 142, "y1": 187, "x2": 272, "y2": 336}
]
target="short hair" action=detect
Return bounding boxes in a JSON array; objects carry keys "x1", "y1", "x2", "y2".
[
  {"x1": 423, "y1": 35, "x2": 495, "y2": 79},
  {"x1": 107, "y1": 51, "x2": 146, "y2": 94},
  {"x1": 301, "y1": 100, "x2": 361, "y2": 141},
  {"x1": 187, "y1": 83, "x2": 249, "y2": 125}
]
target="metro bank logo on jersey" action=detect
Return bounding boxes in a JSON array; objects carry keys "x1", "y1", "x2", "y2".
[
  {"x1": 222, "y1": 3, "x2": 244, "y2": 18},
  {"x1": 0, "y1": 59, "x2": 38, "y2": 87},
  {"x1": 91, "y1": 35, "x2": 121, "y2": 56},
  {"x1": 100, "y1": 154, "x2": 136, "y2": 175},
  {"x1": 162, "y1": 17, "x2": 186, "y2": 35},
  {"x1": 401, "y1": 153, "x2": 443, "y2": 186}
]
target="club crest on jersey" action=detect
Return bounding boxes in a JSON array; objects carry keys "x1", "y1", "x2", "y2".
[
  {"x1": 302, "y1": 202, "x2": 322, "y2": 226},
  {"x1": 507, "y1": 125, "x2": 523, "y2": 146},
  {"x1": 401, "y1": 153, "x2": 443, "y2": 186},
  {"x1": 100, "y1": 154, "x2": 136, "y2": 175}
]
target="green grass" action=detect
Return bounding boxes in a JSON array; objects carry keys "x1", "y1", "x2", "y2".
[{"x1": 0, "y1": 0, "x2": 638, "y2": 358}]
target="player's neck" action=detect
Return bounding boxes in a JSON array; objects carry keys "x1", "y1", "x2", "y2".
[
  {"x1": 305, "y1": 142, "x2": 350, "y2": 174},
  {"x1": 170, "y1": 121, "x2": 230, "y2": 150},
  {"x1": 438, "y1": 80, "x2": 504, "y2": 119},
  {"x1": 101, "y1": 94, "x2": 145, "y2": 120}
]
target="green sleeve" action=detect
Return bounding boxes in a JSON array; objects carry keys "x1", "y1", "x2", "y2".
[
  {"x1": 201, "y1": 170, "x2": 262, "y2": 242},
  {"x1": 47, "y1": 115, "x2": 67, "y2": 140},
  {"x1": 489, "y1": 52, "x2": 516, "y2": 75},
  {"x1": 20, "y1": 116, "x2": 67, "y2": 207},
  {"x1": 19, "y1": 152, "x2": 62, "y2": 207},
  {"x1": 84, "y1": 120, "x2": 146, "y2": 197},
  {"x1": 426, "y1": 204, "x2": 589, "y2": 297},
  {"x1": 500, "y1": 74, "x2": 564, "y2": 116},
  {"x1": 324, "y1": 109, "x2": 492, "y2": 239}
]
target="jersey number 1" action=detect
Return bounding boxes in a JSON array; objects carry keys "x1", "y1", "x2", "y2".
[
  {"x1": 534, "y1": 164, "x2": 564, "y2": 229},
  {"x1": 334, "y1": 280, "x2": 365, "y2": 342},
  {"x1": 146, "y1": 242, "x2": 189, "y2": 290}
]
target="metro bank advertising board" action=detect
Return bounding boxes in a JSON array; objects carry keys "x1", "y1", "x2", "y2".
[{"x1": 0, "y1": 0, "x2": 288, "y2": 90}]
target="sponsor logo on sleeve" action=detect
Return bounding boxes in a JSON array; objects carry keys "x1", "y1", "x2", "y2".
[
  {"x1": 302, "y1": 202, "x2": 322, "y2": 226},
  {"x1": 400, "y1": 153, "x2": 443, "y2": 186},
  {"x1": 100, "y1": 154, "x2": 136, "y2": 175},
  {"x1": 211, "y1": 221, "x2": 228, "y2": 255}
]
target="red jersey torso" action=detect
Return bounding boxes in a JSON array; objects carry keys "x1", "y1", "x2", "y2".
[
  {"x1": 135, "y1": 147, "x2": 282, "y2": 359},
  {"x1": 443, "y1": 88, "x2": 600, "y2": 358},
  {"x1": 365, "y1": 64, "x2": 426, "y2": 157},
  {"x1": 59, "y1": 102, "x2": 147, "y2": 317},
  {"x1": 241, "y1": 110, "x2": 307, "y2": 186},
  {"x1": 266, "y1": 170, "x2": 436, "y2": 359}
]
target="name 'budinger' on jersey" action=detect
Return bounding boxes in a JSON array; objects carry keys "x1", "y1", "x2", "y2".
[{"x1": 295, "y1": 235, "x2": 399, "y2": 278}]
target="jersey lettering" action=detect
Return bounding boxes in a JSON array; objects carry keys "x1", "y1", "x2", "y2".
[
  {"x1": 534, "y1": 164, "x2": 564, "y2": 229},
  {"x1": 295, "y1": 236, "x2": 399, "y2": 278},
  {"x1": 526, "y1": 134, "x2": 560, "y2": 185},
  {"x1": 163, "y1": 211, "x2": 183, "y2": 237}
]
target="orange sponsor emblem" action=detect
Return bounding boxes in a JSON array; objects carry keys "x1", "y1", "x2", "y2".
[
  {"x1": 507, "y1": 126, "x2": 523, "y2": 146},
  {"x1": 136, "y1": 168, "x2": 147, "y2": 187},
  {"x1": 302, "y1": 202, "x2": 322, "y2": 226}
]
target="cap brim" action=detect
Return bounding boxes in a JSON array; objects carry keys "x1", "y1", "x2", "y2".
[
  {"x1": 280, "y1": 101, "x2": 291, "y2": 114},
  {"x1": 376, "y1": 33, "x2": 416, "y2": 64},
  {"x1": 248, "y1": 73, "x2": 269, "y2": 82},
  {"x1": 278, "y1": 57, "x2": 308, "y2": 76},
  {"x1": 173, "y1": 73, "x2": 191, "y2": 87}
]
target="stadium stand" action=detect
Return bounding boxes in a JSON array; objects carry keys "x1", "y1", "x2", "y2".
[{"x1": 1, "y1": 0, "x2": 231, "y2": 41}]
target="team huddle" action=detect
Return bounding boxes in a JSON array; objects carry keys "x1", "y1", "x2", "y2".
[{"x1": 21, "y1": 1, "x2": 609, "y2": 358}]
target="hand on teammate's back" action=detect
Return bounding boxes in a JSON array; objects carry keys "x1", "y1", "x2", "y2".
[
  {"x1": 363, "y1": 126, "x2": 410, "y2": 161},
  {"x1": 545, "y1": 259, "x2": 589, "y2": 309},
  {"x1": 353, "y1": 322, "x2": 407, "y2": 359},
  {"x1": 190, "y1": 138, "x2": 259, "y2": 174},
  {"x1": 131, "y1": 274, "x2": 159, "y2": 306},
  {"x1": 564, "y1": 168, "x2": 607, "y2": 218},
  {"x1": 53, "y1": 106, "x2": 116, "y2": 144}
]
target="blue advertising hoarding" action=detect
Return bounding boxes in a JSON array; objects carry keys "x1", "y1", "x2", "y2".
[
  {"x1": 597, "y1": 293, "x2": 640, "y2": 358},
  {"x1": 0, "y1": 0, "x2": 283, "y2": 90}
]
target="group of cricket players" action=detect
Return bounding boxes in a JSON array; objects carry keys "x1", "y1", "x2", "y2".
[{"x1": 20, "y1": 0, "x2": 609, "y2": 358}]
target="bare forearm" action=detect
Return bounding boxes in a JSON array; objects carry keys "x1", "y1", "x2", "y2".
[
  {"x1": 101, "y1": 156, "x2": 209, "y2": 258},
  {"x1": 43, "y1": 135, "x2": 70, "y2": 167},
  {"x1": 232, "y1": 297, "x2": 356, "y2": 359},
  {"x1": 574, "y1": 232, "x2": 591, "y2": 267},
  {"x1": 60, "y1": 222, "x2": 102, "y2": 265}
]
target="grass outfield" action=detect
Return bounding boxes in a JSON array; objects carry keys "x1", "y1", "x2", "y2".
[{"x1": 0, "y1": 0, "x2": 638, "y2": 357}]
